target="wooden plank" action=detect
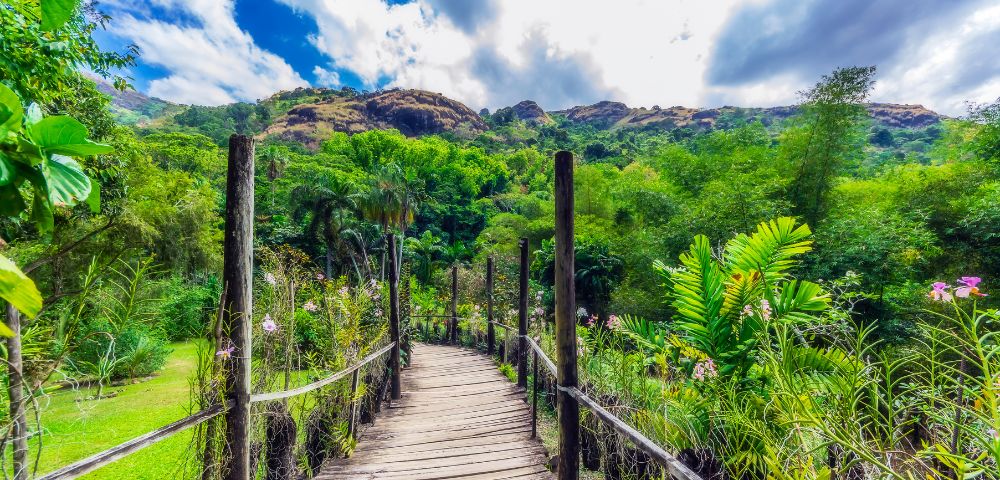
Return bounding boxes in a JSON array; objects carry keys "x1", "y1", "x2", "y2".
[{"x1": 318, "y1": 343, "x2": 553, "y2": 479}]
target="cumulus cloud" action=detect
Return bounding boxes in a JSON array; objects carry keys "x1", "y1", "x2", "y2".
[
  {"x1": 279, "y1": 0, "x2": 741, "y2": 111},
  {"x1": 103, "y1": 0, "x2": 306, "y2": 105},
  {"x1": 704, "y1": 0, "x2": 998, "y2": 114}
]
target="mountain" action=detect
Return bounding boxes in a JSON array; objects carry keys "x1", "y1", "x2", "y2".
[
  {"x1": 86, "y1": 74, "x2": 179, "y2": 126},
  {"x1": 551, "y1": 101, "x2": 943, "y2": 131},
  {"x1": 263, "y1": 88, "x2": 488, "y2": 148}
]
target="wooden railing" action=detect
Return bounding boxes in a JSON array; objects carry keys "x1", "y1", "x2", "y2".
[{"x1": 36, "y1": 342, "x2": 396, "y2": 480}]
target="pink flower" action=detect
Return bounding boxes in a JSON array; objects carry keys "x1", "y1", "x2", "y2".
[
  {"x1": 760, "y1": 300, "x2": 772, "y2": 321},
  {"x1": 316, "y1": 273, "x2": 325, "y2": 281},
  {"x1": 216, "y1": 346, "x2": 235, "y2": 359},
  {"x1": 955, "y1": 277, "x2": 986, "y2": 298},
  {"x1": 303, "y1": 300, "x2": 319, "y2": 312},
  {"x1": 692, "y1": 358, "x2": 718, "y2": 381},
  {"x1": 606, "y1": 314, "x2": 620, "y2": 330},
  {"x1": 584, "y1": 315, "x2": 595, "y2": 327},
  {"x1": 929, "y1": 282, "x2": 953, "y2": 302},
  {"x1": 741, "y1": 304, "x2": 753, "y2": 317},
  {"x1": 262, "y1": 314, "x2": 278, "y2": 333},
  {"x1": 338, "y1": 286, "x2": 349, "y2": 296},
  {"x1": 264, "y1": 273, "x2": 276, "y2": 286},
  {"x1": 989, "y1": 428, "x2": 999, "y2": 441}
]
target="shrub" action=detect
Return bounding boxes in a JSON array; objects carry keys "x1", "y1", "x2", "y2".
[{"x1": 157, "y1": 276, "x2": 219, "y2": 340}]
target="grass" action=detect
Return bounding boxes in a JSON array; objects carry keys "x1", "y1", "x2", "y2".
[{"x1": 23, "y1": 341, "x2": 204, "y2": 480}]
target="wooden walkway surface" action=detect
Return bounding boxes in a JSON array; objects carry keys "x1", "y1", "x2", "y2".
[{"x1": 317, "y1": 343, "x2": 553, "y2": 479}]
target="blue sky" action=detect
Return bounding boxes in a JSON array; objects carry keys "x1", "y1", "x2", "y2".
[{"x1": 94, "y1": 0, "x2": 1000, "y2": 115}]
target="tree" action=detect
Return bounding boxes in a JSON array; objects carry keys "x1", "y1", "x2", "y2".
[
  {"x1": 532, "y1": 237, "x2": 624, "y2": 321},
  {"x1": 291, "y1": 179, "x2": 359, "y2": 279},
  {"x1": 783, "y1": 66, "x2": 876, "y2": 226},
  {"x1": 404, "y1": 231, "x2": 444, "y2": 283}
]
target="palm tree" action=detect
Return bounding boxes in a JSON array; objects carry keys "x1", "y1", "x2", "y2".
[
  {"x1": 404, "y1": 231, "x2": 444, "y2": 283},
  {"x1": 291, "y1": 179, "x2": 359, "y2": 279},
  {"x1": 355, "y1": 163, "x2": 425, "y2": 280}
]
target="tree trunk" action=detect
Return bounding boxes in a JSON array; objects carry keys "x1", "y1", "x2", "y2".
[{"x1": 6, "y1": 303, "x2": 29, "y2": 480}]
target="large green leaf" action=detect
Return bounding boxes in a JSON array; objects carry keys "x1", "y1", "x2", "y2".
[
  {"x1": 45, "y1": 154, "x2": 91, "y2": 206},
  {"x1": 0, "y1": 184, "x2": 25, "y2": 216},
  {"x1": 0, "y1": 153, "x2": 12, "y2": 186},
  {"x1": 0, "y1": 84, "x2": 22, "y2": 131},
  {"x1": 28, "y1": 116, "x2": 113, "y2": 157},
  {"x1": 40, "y1": 0, "x2": 79, "y2": 31},
  {"x1": 0, "y1": 254, "x2": 42, "y2": 325}
]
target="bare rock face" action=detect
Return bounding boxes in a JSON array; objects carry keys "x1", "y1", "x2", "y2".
[
  {"x1": 558, "y1": 100, "x2": 944, "y2": 131},
  {"x1": 264, "y1": 89, "x2": 488, "y2": 148},
  {"x1": 511, "y1": 100, "x2": 553, "y2": 125},
  {"x1": 563, "y1": 101, "x2": 632, "y2": 128},
  {"x1": 866, "y1": 103, "x2": 943, "y2": 129}
]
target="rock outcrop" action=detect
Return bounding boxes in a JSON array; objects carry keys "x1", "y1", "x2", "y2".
[
  {"x1": 511, "y1": 100, "x2": 553, "y2": 125},
  {"x1": 264, "y1": 89, "x2": 488, "y2": 148}
]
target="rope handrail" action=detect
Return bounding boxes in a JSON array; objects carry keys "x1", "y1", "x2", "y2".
[
  {"x1": 520, "y1": 334, "x2": 702, "y2": 480},
  {"x1": 250, "y1": 342, "x2": 395, "y2": 403},
  {"x1": 488, "y1": 321, "x2": 515, "y2": 331},
  {"x1": 37, "y1": 405, "x2": 224, "y2": 480},
  {"x1": 37, "y1": 341, "x2": 396, "y2": 480}
]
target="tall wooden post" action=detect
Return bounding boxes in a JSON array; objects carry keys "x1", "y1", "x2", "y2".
[
  {"x1": 450, "y1": 266, "x2": 458, "y2": 344},
  {"x1": 389, "y1": 233, "x2": 402, "y2": 400},
  {"x1": 6, "y1": 304, "x2": 27, "y2": 480},
  {"x1": 517, "y1": 238, "x2": 529, "y2": 389},
  {"x1": 486, "y1": 256, "x2": 495, "y2": 355},
  {"x1": 554, "y1": 151, "x2": 580, "y2": 480},
  {"x1": 222, "y1": 134, "x2": 254, "y2": 480}
]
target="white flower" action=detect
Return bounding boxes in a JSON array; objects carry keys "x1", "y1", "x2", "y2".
[
  {"x1": 576, "y1": 307, "x2": 587, "y2": 318},
  {"x1": 264, "y1": 273, "x2": 276, "y2": 286}
]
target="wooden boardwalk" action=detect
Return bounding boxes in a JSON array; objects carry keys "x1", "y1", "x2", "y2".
[{"x1": 317, "y1": 343, "x2": 553, "y2": 479}]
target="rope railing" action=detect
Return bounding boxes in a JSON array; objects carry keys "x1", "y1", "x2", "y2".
[
  {"x1": 36, "y1": 341, "x2": 396, "y2": 480},
  {"x1": 250, "y1": 342, "x2": 395, "y2": 403},
  {"x1": 522, "y1": 334, "x2": 702, "y2": 480}
]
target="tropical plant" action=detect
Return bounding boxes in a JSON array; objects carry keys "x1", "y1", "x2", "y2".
[
  {"x1": 658, "y1": 217, "x2": 828, "y2": 376},
  {"x1": 404, "y1": 230, "x2": 444, "y2": 283}
]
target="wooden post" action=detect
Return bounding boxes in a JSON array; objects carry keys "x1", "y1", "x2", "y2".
[
  {"x1": 222, "y1": 134, "x2": 254, "y2": 480},
  {"x1": 554, "y1": 151, "x2": 580, "y2": 480},
  {"x1": 389, "y1": 233, "x2": 402, "y2": 400},
  {"x1": 450, "y1": 266, "x2": 458, "y2": 344},
  {"x1": 517, "y1": 238, "x2": 529, "y2": 389},
  {"x1": 486, "y1": 256, "x2": 495, "y2": 355},
  {"x1": 6, "y1": 304, "x2": 27, "y2": 480}
]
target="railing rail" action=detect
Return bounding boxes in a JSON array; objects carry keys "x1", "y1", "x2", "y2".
[
  {"x1": 522, "y1": 335, "x2": 702, "y2": 480},
  {"x1": 37, "y1": 406, "x2": 224, "y2": 480},
  {"x1": 37, "y1": 341, "x2": 395, "y2": 480},
  {"x1": 250, "y1": 342, "x2": 395, "y2": 403}
]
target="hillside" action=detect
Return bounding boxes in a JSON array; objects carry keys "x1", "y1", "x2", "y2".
[
  {"x1": 549, "y1": 101, "x2": 943, "y2": 130},
  {"x1": 262, "y1": 88, "x2": 488, "y2": 148},
  {"x1": 87, "y1": 74, "x2": 180, "y2": 126}
]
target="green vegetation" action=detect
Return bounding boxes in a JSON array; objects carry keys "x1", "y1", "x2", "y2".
[{"x1": 3, "y1": 0, "x2": 1000, "y2": 478}]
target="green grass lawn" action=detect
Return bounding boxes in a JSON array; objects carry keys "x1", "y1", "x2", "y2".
[{"x1": 25, "y1": 341, "x2": 205, "y2": 480}]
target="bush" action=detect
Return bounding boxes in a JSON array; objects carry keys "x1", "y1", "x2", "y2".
[
  {"x1": 157, "y1": 276, "x2": 219, "y2": 340},
  {"x1": 73, "y1": 319, "x2": 170, "y2": 380}
]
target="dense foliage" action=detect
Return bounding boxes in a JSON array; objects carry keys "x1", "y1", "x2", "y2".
[{"x1": 2, "y1": 1, "x2": 1000, "y2": 476}]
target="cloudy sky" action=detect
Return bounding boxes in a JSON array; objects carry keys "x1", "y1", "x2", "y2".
[{"x1": 93, "y1": 0, "x2": 1000, "y2": 115}]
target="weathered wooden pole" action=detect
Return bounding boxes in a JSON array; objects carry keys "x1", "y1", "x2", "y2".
[
  {"x1": 517, "y1": 238, "x2": 529, "y2": 389},
  {"x1": 222, "y1": 134, "x2": 254, "y2": 480},
  {"x1": 389, "y1": 233, "x2": 402, "y2": 400},
  {"x1": 532, "y1": 349, "x2": 539, "y2": 438},
  {"x1": 554, "y1": 151, "x2": 580, "y2": 480},
  {"x1": 347, "y1": 368, "x2": 360, "y2": 435},
  {"x1": 6, "y1": 304, "x2": 28, "y2": 480},
  {"x1": 450, "y1": 265, "x2": 458, "y2": 344},
  {"x1": 486, "y1": 256, "x2": 495, "y2": 355}
]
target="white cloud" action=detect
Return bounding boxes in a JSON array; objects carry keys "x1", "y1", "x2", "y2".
[
  {"x1": 105, "y1": 0, "x2": 306, "y2": 105},
  {"x1": 279, "y1": 0, "x2": 747, "y2": 111},
  {"x1": 313, "y1": 66, "x2": 341, "y2": 87}
]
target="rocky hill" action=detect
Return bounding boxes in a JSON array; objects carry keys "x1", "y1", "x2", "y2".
[
  {"x1": 263, "y1": 89, "x2": 488, "y2": 148},
  {"x1": 551, "y1": 101, "x2": 943, "y2": 131}
]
